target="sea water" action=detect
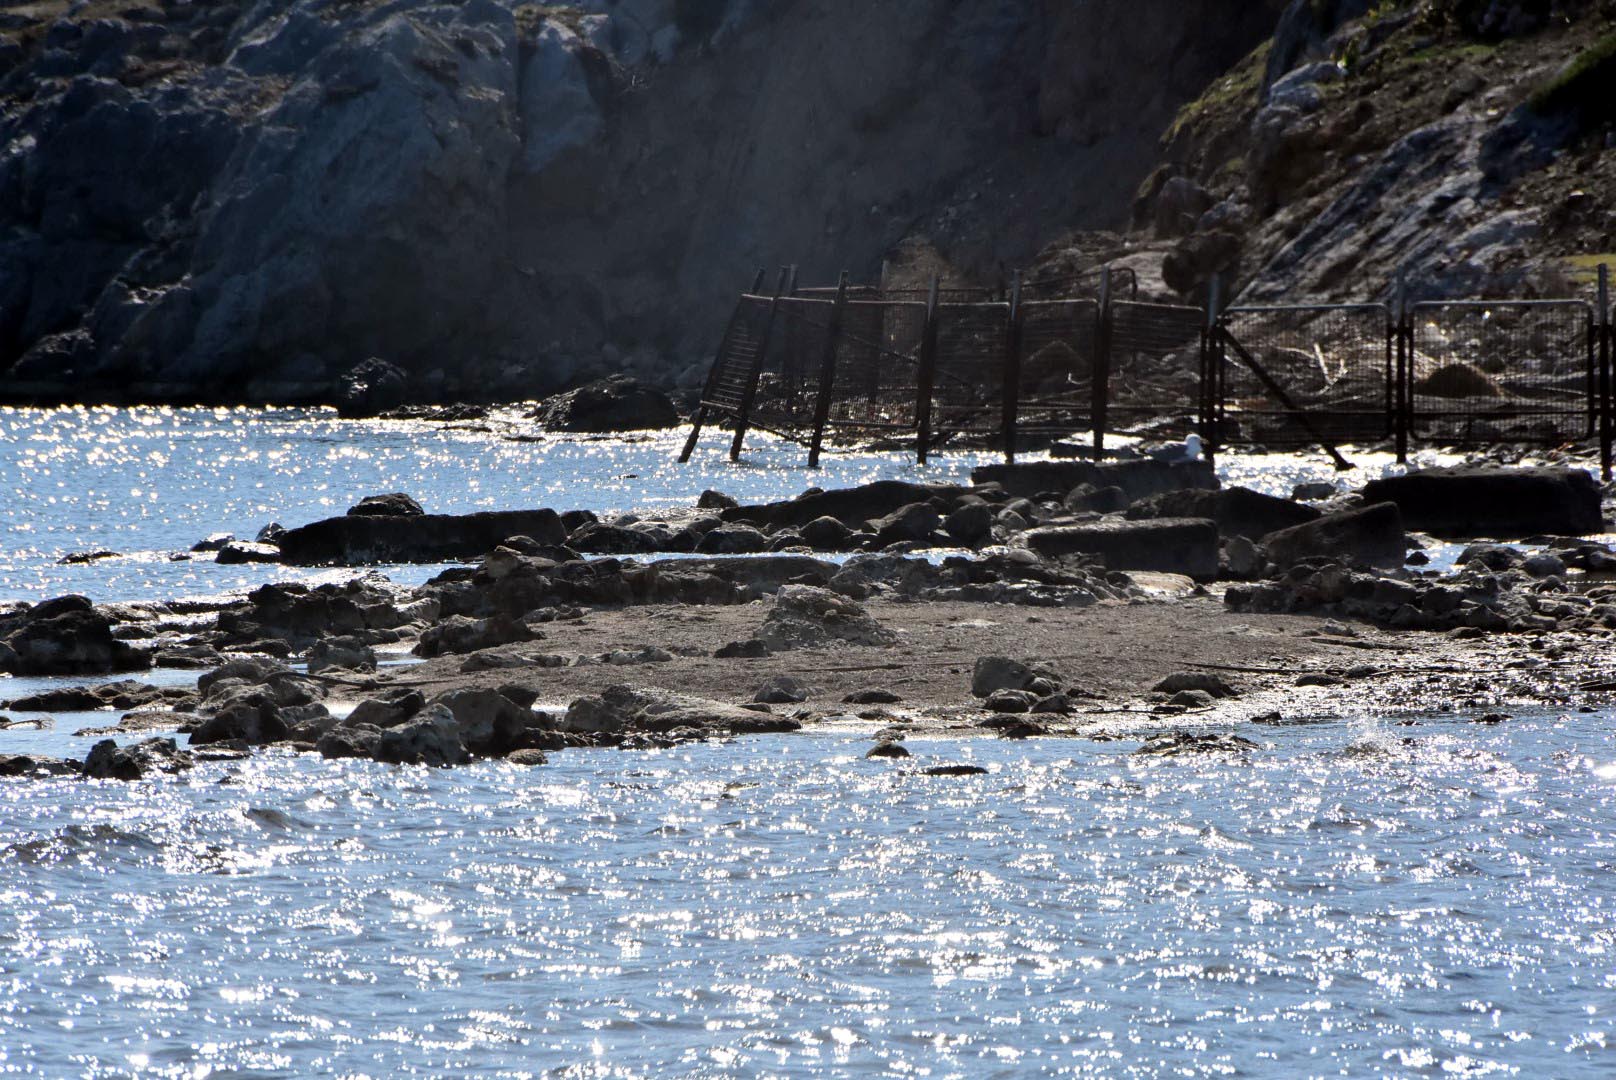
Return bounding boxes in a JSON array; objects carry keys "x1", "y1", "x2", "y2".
[{"x1": 3, "y1": 406, "x2": 1613, "y2": 1077}]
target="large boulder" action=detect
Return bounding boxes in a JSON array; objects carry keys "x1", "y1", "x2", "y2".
[
  {"x1": 278, "y1": 510, "x2": 567, "y2": 565},
  {"x1": 972, "y1": 459, "x2": 1218, "y2": 501},
  {"x1": 533, "y1": 375, "x2": 680, "y2": 431},
  {"x1": 1024, "y1": 518, "x2": 1220, "y2": 581},
  {"x1": 336, "y1": 359, "x2": 408, "y2": 419},
  {"x1": 868, "y1": 503, "x2": 942, "y2": 546},
  {"x1": 371, "y1": 704, "x2": 471, "y2": 767},
  {"x1": 428, "y1": 688, "x2": 532, "y2": 756},
  {"x1": 1360, "y1": 466, "x2": 1603, "y2": 539},
  {"x1": 0, "y1": 596, "x2": 151, "y2": 676},
  {"x1": 1127, "y1": 486, "x2": 1318, "y2": 540},
  {"x1": 1261, "y1": 501, "x2": 1406, "y2": 569}
]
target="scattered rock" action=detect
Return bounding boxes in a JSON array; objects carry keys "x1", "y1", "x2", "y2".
[
  {"x1": 985, "y1": 689, "x2": 1036, "y2": 713},
  {"x1": 0, "y1": 753, "x2": 81, "y2": 778},
  {"x1": 715, "y1": 639, "x2": 772, "y2": 659},
  {"x1": 306, "y1": 635, "x2": 377, "y2": 674},
  {"x1": 844, "y1": 688, "x2": 902, "y2": 704},
  {"x1": 866, "y1": 741, "x2": 911, "y2": 759},
  {"x1": 1134, "y1": 732, "x2": 1258, "y2": 757},
  {"x1": 1152, "y1": 672, "x2": 1238, "y2": 698},
  {"x1": 414, "y1": 614, "x2": 540, "y2": 658},
  {"x1": 215, "y1": 541, "x2": 281, "y2": 564}
]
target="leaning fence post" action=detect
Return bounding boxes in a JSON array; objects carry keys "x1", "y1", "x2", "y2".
[
  {"x1": 1600, "y1": 263, "x2": 1612, "y2": 482},
  {"x1": 679, "y1": 269, "x2": 767, "y2": 463},
  {"x1": 1394, "y1": 273, "x2": 1410, "y2": 465},
  {"x1": 914, "y1": 274, "x2": 942, "y2": 465},
  {"x1": 1001, "y1": 271, "x2": 1024, "y2": 464},
  {"x1": 727, "y1": 267, "x2": 791, "y2": 463},
  {"x1": 806, "y1": 272, "x2": 850, "y2": 469},
  {"x1": 1092, "y1": 266, "x2": 1113, "y2": 458}
]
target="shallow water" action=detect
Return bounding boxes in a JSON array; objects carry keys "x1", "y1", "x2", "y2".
[
  {"x1": 6, "y1": 407, "x2": 1615, "y2": 1076},
  {"x1": 3, "y1": 713, "x2": 1615, "y2": 1077}
]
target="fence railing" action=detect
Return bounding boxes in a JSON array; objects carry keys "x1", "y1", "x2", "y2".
[{"x1": 681, "y1": 264, "x2": 1616, "y2": 479}]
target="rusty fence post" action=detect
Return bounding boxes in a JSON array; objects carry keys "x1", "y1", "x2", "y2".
[
  {"x1": 1600, "y1": 263, "x2": 1612, "y2": 482},
  {"x1": 1394, "y1": 273, "x2": 1411, "y2": 465},
  {"x1": 1199, "y1": 273, "x2": 1223, "y2": 466},
  {"x1": 806, "y1": 271, "x2": 850, "y2": 469},
  {"x1": 1001, "y1": 272, "x2": 1025, "y2": 464},
  {"x1": 727, "y1": 267, "x2": 791, "y2": 463},
  {"x1": 914, "y1": 274, "x2": 942, "y2": 465},
  {"x1": 678, "y1": 268, "x2": 766, "y2": 463},
  {"x1": 1092, "y1": 266, "x2": 1113, "y2": 458}
]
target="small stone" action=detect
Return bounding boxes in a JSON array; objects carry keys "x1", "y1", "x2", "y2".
[
  {"x1": 1295, "y1": 673, "x2": 1344, "y2": 687},
  {"x1": 504, "y1": 748, "x2": 549, "y2": 766},
  {"x1": 866, "y1": 741, "x2": 911, "y2": 759}
]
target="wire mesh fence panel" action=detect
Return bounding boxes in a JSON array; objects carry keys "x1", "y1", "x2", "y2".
[
  {"x1": 1409, "y1": 300, "x2": 1596, "y2": 444},
  {"x1": 1217, "y1": 304, "x2": 1393, "y2": 447},
  {"x1": 1106, "y1": 301, "x2": 1205, "y2": 432},
  {"x1": 928, "y1": 302, "x2": 1012, "y2": 442},
  {"x1": 1021, "y1": 268, "x2": 1138, "y2": 303},
  {"x1": 822, "y1": 300, "x2": 929, "y2": 436},
  {"x1": 697, "y1": 294, "x2": 777, "y2": 419},
  {"x1": 1014, "y1": 300, "x2": 1102, "y2": 437},
  {"x1": 746, "y1": 297, "x2": 838, "y2": 438}
]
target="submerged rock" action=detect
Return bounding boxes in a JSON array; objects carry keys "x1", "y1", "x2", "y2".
[
  {"x1": 83, "y1": 737, "x2": 193, "y2": 780},
  {"x1": 1134, "y1": 732, "x2": 1259, "y2": 757}
]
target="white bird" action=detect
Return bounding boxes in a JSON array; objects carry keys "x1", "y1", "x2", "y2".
[{"x1": 1145, "y1": 433, "x2": 1203, "y2": 463}]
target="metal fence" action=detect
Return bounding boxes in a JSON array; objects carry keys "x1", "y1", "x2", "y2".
[{"x1": 682, "y1": 265, "x2": 1616, "y2": 479}]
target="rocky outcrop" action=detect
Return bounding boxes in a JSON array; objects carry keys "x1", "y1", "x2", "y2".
[
  {"x1": 0, "y1": 596, "x2": 151, "y2": 676},
  {"x1": 278, "y1": 509, "x2": 566, "y2": 565}
]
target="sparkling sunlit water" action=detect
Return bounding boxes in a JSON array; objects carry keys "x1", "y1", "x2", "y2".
[
  {"x1": 2, "y1": 719, "x2": 1615, "y2": 1076},
  {"x1": 4, "y1": 407, "x2": 1612, "y2": 1076}
]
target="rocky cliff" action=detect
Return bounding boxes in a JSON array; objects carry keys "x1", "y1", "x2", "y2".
[
  {"x1": 1088, "y1": 0, "x2": 1616, "y2": 305},
  {"x1": 4, "y1": 0, "x2": 1605, "y2": 408},
  {"x1": 0, "y1": 0, "x2": 1282, "y2": 404}
]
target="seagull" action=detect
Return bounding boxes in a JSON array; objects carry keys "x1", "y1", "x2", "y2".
[{"x1": 1145, "y1": 433, "x2": 1203, "y2": 463}]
